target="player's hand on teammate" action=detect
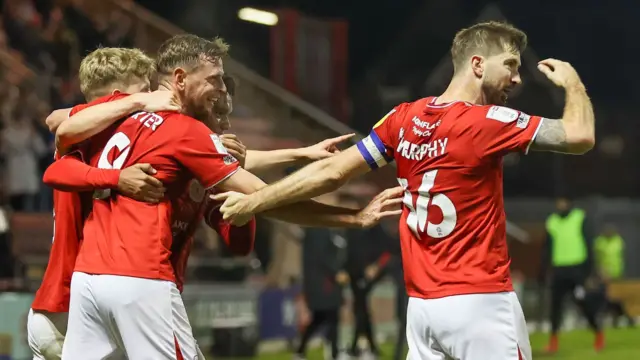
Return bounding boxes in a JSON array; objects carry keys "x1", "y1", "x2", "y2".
[
  {"x1": 132, "y1": 90, "x2": 181, "y2": 113},
  {"x1": 211, "y1": 191, "x2": 253, "y2": 226},
  {"x1": 357, "y1": 186, "x2": 403, "y2": 228},
  {"x1": 220, "y1": 134, "x2": 247, "y2": 167},
  {"x1": 118, "y1": 163, "x2": 166, "y2": 203},
  {"x1": 301, "y1": 133, "x2": 355, "y2": 161},
  {"x1": 537, "y1": 59, "x2": 583, "y2": 89}
]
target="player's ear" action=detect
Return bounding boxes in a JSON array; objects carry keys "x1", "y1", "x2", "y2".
[
  {"x1": 111, "y1": 89, "x2": 122, "y2": 95},
  {"x1": 471, "y1": 55, "x2": 484, "y2": 79},
  {"x1": 174, "y1": 67, "x2": 187, "y2": 91}
]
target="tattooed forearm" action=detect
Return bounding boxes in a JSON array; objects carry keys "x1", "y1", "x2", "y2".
[{"x1": 530, "y1": 119, "x2": 569, "y2": 153}]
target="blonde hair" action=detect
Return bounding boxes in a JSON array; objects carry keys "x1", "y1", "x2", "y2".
[
  {"x1": 79, "y1": 47, "x2": 156, "y2": 99},
  {"x1": 156, "y1": 34, "x2": 229, "y2": 75},
  {"x1": 451, "y1": 21, "x2": 527, "y2": 73}
]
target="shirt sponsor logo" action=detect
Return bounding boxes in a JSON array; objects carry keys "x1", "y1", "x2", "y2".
[
  {"x1": 486, "y1": 106, "x2": 519, "y2": 123},
  {"x1": 210, "y1": 134, "x2": 228, "y2": 154}
]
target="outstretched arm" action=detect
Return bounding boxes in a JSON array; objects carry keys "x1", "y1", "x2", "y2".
[
  {"x1": 211, "y1": 158, "x2": 399, "y2": 228},
  {"x1": 221, "y1": 146, "x2": 372, "y2": 215},
  {"x1": 243, "y1": 134, "x2": 355, "y2": 173}
]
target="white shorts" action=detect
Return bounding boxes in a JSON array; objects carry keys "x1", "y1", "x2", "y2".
[
  {"x1": 27, "y1": 309, "x2": 67, "y2": 360},
  {"x1": 406, "y1": 291, "x2": 531, "y2": 360},
  {"x1": 62, "y1": 272, "x2": 200, "y2": 360}
]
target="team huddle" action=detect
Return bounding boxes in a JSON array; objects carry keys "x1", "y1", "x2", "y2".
[{"x1": 28, "y1": 21, "x2": 594, "y2": 360}]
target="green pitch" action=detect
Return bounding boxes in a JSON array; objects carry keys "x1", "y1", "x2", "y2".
[{"x1": 211, "y1": 328, "x2": 640, "y2": 359}]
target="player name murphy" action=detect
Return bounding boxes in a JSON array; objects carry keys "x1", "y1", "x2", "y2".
[{"x1": 397, "y1": 137, "x2": 448, "y2": 161}]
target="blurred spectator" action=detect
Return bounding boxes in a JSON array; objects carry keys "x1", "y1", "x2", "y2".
[
  {"x1": 1, "y1": 110, "x2": 46, "y2": 211},
  {"x1": 296, "y1": 224, "x2": 347, "y2": 360},
  {"x1": 539, "y1": 197, "x2": 603, "y2": 353},
  {"x1": 594, "y1": 224, "x2": 635, "y2": 327}
]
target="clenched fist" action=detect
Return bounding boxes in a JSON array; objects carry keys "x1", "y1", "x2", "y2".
[{"x1": 537, "y1": 59, "x2": 583, "y2": 89}]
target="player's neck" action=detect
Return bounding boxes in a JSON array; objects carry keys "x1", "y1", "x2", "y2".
[{"x1": 437, "y1": 76, "x2": 486, "y2": 106}]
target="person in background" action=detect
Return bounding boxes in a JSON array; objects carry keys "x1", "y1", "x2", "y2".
[
  {"x1": 594, "y1": 224, "x2": 635, "y2": 327},
  {"x1": 344, "y1": 219, "x2": 389, "y2": 359},
  {"x1": 539, "y1": 197, "x2": 603, "y2": 353},
  {"x1": 1, "y1": 112, "x2": 47, "y2": 211},
  {"x1": 296, "y1": 197, "x2": 348, "y2": 360}
]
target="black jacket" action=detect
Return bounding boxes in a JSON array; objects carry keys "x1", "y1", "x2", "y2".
[{"x1": 301, "y1": 228, "x2": 347, "y2": 310}]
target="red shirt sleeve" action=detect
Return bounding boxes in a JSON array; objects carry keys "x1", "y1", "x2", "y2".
[
  {"x1": 356, "y1": 104, "x2": 408, "y2": 169},
  {"x1": 205, "y1": 203, "x2": 256, "y2": 256},
  {"x1": 470, "y1": 105, "x2": 544, "y2": 158},
  {"x1": 173, "y1": 119, "x2": 240, "y2": 189},
  {"x1": 43, "y1": 153, "x2": 120, "y2": 191}
]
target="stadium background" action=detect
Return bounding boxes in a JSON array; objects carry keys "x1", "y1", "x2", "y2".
[{"x1": 0, "y1": 0, "x2": 638, "y2": 358}]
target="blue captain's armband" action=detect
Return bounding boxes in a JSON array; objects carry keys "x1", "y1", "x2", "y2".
[{"x1": 356, "y1": 130, "x2": 393, "y2": 169}]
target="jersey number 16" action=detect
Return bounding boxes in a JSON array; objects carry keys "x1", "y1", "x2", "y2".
[{"x1": 398, "y1": 170, "x2": 457, "y2": 239}]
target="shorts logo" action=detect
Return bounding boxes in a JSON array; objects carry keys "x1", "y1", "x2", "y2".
[{"x1": 486, "y1": 106, "x2": 519, "y2": 123}]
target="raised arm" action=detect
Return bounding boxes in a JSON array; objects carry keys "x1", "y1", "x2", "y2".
[
  {"x1": 55, "y1": 91, "x2": 180, "y2": 154},
  {"x1": 529, "y1": 59, "x2": 595, "y2": 154}
]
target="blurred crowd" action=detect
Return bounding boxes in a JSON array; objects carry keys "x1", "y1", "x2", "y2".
[{"x1": 0, "y1": 0, "x2": 135, "y2": 212}]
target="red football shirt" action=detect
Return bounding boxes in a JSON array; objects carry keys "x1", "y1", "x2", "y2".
[
  {"x1": 169, "y1": 181, "x2": 256, "y2": 291},
  {"x1": 74, "y1": 97, "x2": 240, "y2": 282},
  {"x1": 356, "y1": 97, "x2": 544, "y2": 299},
  {"x1": 32, "y1": 97, "x2": 118, "y2": 312}
]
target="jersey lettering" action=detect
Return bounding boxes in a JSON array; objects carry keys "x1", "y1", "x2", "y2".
[
  {"x1": 399, "y1": 170, "x2": 457, "y2": 239},
  {"x1": 95, "y1": 132, "x2": 131, "y2": 198},
  {"x1": 397, "y1": 138, "x2": 448, "y2": 161},
  {"x1": 131, "y1": 112, "x2": 165, "y2": 131}
]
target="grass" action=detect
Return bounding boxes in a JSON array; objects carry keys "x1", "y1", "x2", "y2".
[
  {"x1": 529, "y1": 328, "x2": 640, "y2": 360},
  {"x1": 210, "y1": 327, "x2": 640, "y2": 359}
]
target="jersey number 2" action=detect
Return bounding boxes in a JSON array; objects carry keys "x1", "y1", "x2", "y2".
[
  {"x1": 95, "y1": 132, "x2": 131, "y2": 199},
  {"x1": 398, "y1": 170, "x2": 457, "y2": 239}
]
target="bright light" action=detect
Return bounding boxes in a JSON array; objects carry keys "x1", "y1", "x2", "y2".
[{"x1": 238, "y1": 7, "x2": 278, "y2": 26}]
